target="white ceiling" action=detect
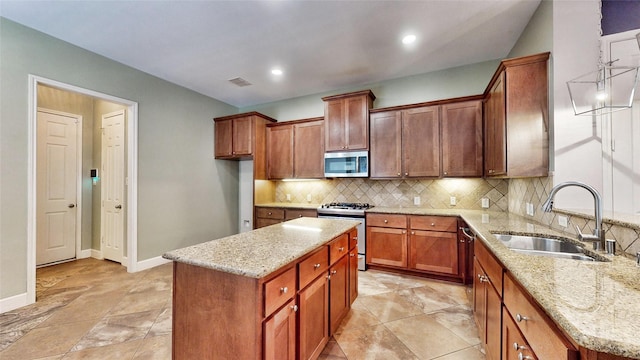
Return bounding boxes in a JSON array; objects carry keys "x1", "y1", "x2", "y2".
[{"x1": 0, "y1": 0, "x2": 541, "y2": 108}]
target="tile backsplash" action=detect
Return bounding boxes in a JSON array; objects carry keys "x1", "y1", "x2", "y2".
[{"x1": 275, "y1": 178, "x2": 509, "y2": 211}]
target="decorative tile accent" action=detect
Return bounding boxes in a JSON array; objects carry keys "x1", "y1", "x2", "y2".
[{"x1": 275, "y1": 178, "x2": 509, "y2": 211}]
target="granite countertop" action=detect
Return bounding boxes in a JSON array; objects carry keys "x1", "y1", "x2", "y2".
[
  {"x1": 368, "y1": 207, "x2": 640, "y2": 359},
  {"x1": 255, "y1": 202, "x2": 321, "y2": 209},
  {"x1": 162, "y1": 217, "x2": 359, "y2": 279}
]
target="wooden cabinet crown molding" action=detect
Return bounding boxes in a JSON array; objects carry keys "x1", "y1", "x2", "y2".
[
  {"x1": 321, "y1": 89, "x2": 376, "y2": 102},
  {"x1": 483, "y1": 52, "x2": 550, "y2": 96},
  {"x1": 369, "y1": 94, "x2": 484, "y2": 114},
  {"x1": 266, "y1": 117, "x2": 324, "y2": 128},
  {"x1": 213, "y1": 111, "x2": 278, "y2": 123}
]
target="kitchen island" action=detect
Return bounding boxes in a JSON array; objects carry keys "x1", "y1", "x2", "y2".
[{"x1": 163, "y1": 217, "x2": 360, "y2": 360}]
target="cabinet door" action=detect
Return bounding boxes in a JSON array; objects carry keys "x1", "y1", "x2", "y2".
[
  {"x1": 267, "y1": 125, "x2": 294, "y2": 179},
  {"x1": 294, "y1": 120, "x2": 324, "y2": 178},
  {"x1": 485, "y1": 71, "x2": 507, "y2": 176},
  {"x1": 298, "y1": 275, "x2": 329, "y2": 360},
  {"x1": 441, "y1": 100, "x2": 483, "y2": 177},
  {"x1": 473, "y1": 258, "x2": 487, "y2": 346},
  {"x1": 345, "y1": 95, "x2": 369, "y2": 150},
  {"x1": 370, "y1": 111, "x2": 402, "y2": 178},
  {"x1": 329, "y1": 255, "x2": 349, "y2": 335},
  {"x1": 348, "y1": 248, "x2": 358, "y2": 305},
  {"x1": 486, "y1": 283, "x2": 502, "y2": 360},
  {"x1": 403, "y1": 106, "x2": 441, "y2": 177},
  {"x1": 503, "y1": 308, "x2": 537, "y2": 360},
  {"x1": 366, "y1": 226, "x2": 407, "y2": 268},
  {"x1": 409, "y1": 230, "x2": 459, "y2": 275},
  {"x1": 214, "y1": 119, "x2": 233, "y2": 157},
  {"x1": 264, "y1": 299, "x2": 297, "y2": 360},
  {"x1": 233, "y1": 116, "x2": 254, "y2": 156},
  {"x1": 325, "y1": 100, "x2": 346, "y2": 151}
]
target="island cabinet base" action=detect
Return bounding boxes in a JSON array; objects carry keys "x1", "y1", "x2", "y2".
[{"x1": 172, "y1": 262, "x2": 264, "y2": 360}]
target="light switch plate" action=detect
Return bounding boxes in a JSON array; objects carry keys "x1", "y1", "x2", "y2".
[
  {"x1": 558, "y1": 215, "x2": 568, "y2": 227},
  {"x1": 414, "y1": 196, "x2": 420, "y2": 205},
  {"x1": 450, "y1": 196, "x2": 456, "y2": 206},
  {"x1": 481, "y1": 198, "x2": 489, "y2": 208}
]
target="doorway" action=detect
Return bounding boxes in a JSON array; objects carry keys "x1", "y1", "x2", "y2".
[{"x1": 27, "y1": 75, "x2": 139, "y2": 305}]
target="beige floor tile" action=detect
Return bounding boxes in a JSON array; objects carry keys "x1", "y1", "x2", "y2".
[
  {"x1": 62, "y1": 339, "x2": 143, "y2": 359},
  {"x1": 333, "y1": 304, "x2": 382, "y2": 335},
  {"x1": 433, "y1": 345, "x2": 486, "y2": 360},
  {"x1": 423, "y1": 281, "x2": 473, "y2": 309},
  {"x1": 358, "y1": 291, "x2": 425, "y2": 323},
  {"x1": 72, "y1": 309, "x2": 161, "y2": 351},
  {"x1": 396, "y1": 286, "x2": 461, "y2": 314},
  {"x1": 385, "y1": 314, "x2": 472, "y2": 359},
  {"x1": 147, "y1": 307, "x2": 172, "y2": 337},
  {"x1": 38, "y1": 288, "x2": 125, "y2": 327},
  {"x1": 318, "y1": 339, "x2": 347, "y2": 359},
  {"x1": 107, "y1": 289, "x2": 170, "y2": 316},
  {"x1": 334, "y1": 324, "x2": 420, "y2": 360},
  {"x1": 0, "y1": 320, "x2": 96, "y2": 359},
  {"x1": 132, "y1": 334, "x2": 171, "y2": 359},
  {"x1": 429, "y1": 306, "x2": 481, "y2": 346},
  {"x1": 370, "y1": 271, "x2": 437, "y2": 290}
]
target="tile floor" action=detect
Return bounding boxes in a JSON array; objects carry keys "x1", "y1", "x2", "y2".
[{"x1": 0, "y1": 258, "x2": 484, "y2": 360}]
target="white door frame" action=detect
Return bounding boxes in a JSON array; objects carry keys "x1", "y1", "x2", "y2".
[
  {"x1": 27, "y1": 74, "x2": 139, "y2": 305},
  {"x1": 36, "y1": 107, "x2": 82, "y2": 266}
]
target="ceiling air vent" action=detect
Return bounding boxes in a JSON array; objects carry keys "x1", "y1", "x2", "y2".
[{"x1": 228, "y1": 77, "x2": 252, "y2": 87}]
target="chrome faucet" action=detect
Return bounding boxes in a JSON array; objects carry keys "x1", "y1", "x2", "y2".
[{"x1": 541, "y1": 181, "x2": 607, "y2": 252}]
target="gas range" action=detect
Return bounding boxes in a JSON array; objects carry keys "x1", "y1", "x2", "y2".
[{"x1": 317, "y1": 202, "x2": 373, "y2": 217}]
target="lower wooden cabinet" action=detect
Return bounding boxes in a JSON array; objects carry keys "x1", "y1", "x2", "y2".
[
  {"x1": 473, "y1": 241, "x2": 503, "y2": 360},
  {"x1": 349, "y1": 247, "x2": 358, "y2": 305},
  {"x1": 329, "y1": 255, "x2": 349, "y2": 335},
  {"x1": 264, "y1": 298, "x2": 297, "y2": 360},
  {"x1": 502, "y1": 307, "x2": 537, "y2": 360},
  {"x1": 366, "y1": 213, "x2": 464, "y2": 281},
  {"x1": 255, "y1": 206, "x2": 318, "y2": 229},
  {"x1": 298, "y1": 274, "x2": 329, "y2": 360}
]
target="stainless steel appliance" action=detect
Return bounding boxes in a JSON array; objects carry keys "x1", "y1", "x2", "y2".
[
  {"x1": 324, "y1": 151, "x2": 369, "y2": 178},
  {"x1": 317, "y1": 202, "x2": 372, "y2": 270}
]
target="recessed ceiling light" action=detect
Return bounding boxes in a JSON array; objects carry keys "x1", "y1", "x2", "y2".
[
  {"x1": 402, "y1": 34, "x2": 417, "y2": 45},
  {"x1": 271, "y1": 68, "x2": 283, "y2": 76}
]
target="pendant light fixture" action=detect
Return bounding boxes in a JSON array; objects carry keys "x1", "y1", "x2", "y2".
[{"x1": 566, "y1": 4, "x2": 640, "y2": 116}]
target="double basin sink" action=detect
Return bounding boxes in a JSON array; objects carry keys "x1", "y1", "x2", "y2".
[{"x1": 494, "y1": 233, "x2": 608, "y2": 262}]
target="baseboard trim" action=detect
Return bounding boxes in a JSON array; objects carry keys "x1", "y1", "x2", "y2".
[
  {"x1": 78, "y1": 249, "x2": 92, "y2": 259},
  {"x1": 0, "y1": 292, "x2": 29, "y2": 314},
  {"x1": 91, "y1": 249, "x2": 104, "y2": 260},
  {"x1": 135, "y1": 256, "x2": 171, "y2": 272}
]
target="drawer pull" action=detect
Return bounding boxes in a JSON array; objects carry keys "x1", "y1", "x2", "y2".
[
  {"x1": 431, "y1": 223, "x2": 435, "y2": 226},
  {"x1": 331, "y1": 270, "x2": 337, "y2": 275},
  {"x1": 353, "y1": 236, "x2": 358, "y2": 240},
  {"x1": 280, "y1": 287, "x2": 288, "y2": 294},
  {"x1": 518, "y1": 353, "x2": 533, "y2": 360},
  {"x1": 477, "y1": 274, "x2": 489, "y2": 283},
  {"x1": 350, "y1": 253, "x2": 355, "y2": 257},
  {"x1": 411, "y1": 231, "x2": 415, "y2": 235},
  {"x1": 268, "y1": 212, "x2": 272, "y2": 215},
  {"x1": 516, "y1": 314, "x2": 529, "y2": 322},
  {"x1": 291, "y1": 305, "x2": 298, "y2": 312},
  {"x1": 314, "y1": 263, "x2": 321, "y2": 269},
  {"x1": 338, "y1": 247, "x2": 345, "y2": 252},
  {"x1": 384, "y1": 219, "x2": 388, "y2": 223},
  {"x1": 298, "y1": 214, "x2": 303, "y2": 217},
  {"x1": 513, "y1": 342, "x2": 528, "y2": 351}
]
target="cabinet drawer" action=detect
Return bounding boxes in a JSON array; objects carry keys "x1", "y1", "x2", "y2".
[
  {"x1": 475, "y1": 240, "x2": 503, "y2": 295},
  {"x1": 409, "y1": 216, "x2": 458, "y2": 232},
  {"x1": 329, "y1": 233, "x2": 349, "y2": 265},
  {"x1": 503, "y1": 273, "x2": 577, "y2": 360},
  {"x1": 298, "y1": 247, "x2": 329, "y2": 289},
  {"x1": 503, "y1": 307, "x2": 537, "y2": 360},
  {"x1": 367, "y1": 213, "x2": 407, "y2": 228},
  {"x1": 256, "y1": 207, "x2": 285, "y2": 220},
  {"x1": 284, "y1": 208, "x2": 317, "y2": 220},
  {"x1": 264, "y1": 267, "x2": 296, "y2": 317},
  {"x1": 349, "y1": 229, "x2": 358, "y2": 250}
]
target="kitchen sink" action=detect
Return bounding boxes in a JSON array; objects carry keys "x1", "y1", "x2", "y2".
[{"x1": 493, "y1": 233, "x2": 608, "y2": 262}]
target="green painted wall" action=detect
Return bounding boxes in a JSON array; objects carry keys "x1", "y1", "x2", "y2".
[{"x1": 0, "y1": 18, "x2": 239, "y2": 299}]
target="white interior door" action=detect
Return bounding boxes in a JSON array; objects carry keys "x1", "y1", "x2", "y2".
[
  {"x1": 101, "y1": 110, "x2": 126, "y2": 263},
  {"x1": 36, "y1": 109, "x2": 79, "y2": 266}
]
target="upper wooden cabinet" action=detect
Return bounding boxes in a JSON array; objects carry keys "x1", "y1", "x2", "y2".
[
  {"x1": 214, "y1": 112, "x2": 277, "y2": 179},
  {"x1": 267, "y1": 118, "x2": 324, "y2": 179},
  {"x1": 442, "y1": 100, "x2": 483, "y2": 177},
  {"x1": 323, "y1": 90, "x2": 375, "y2": 151},
  {"x1": 369, "y1": 106, "x2": 440, "y2": 178},
  {"x1": 483, "y1": 52, "x2": 550, "y2": 177},
  {"x1": 370, "y1": 98, "x2": 482, "y2": 179}
]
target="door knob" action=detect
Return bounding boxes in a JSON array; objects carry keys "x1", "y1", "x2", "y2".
[
  {"x1": 68, "y1": 204, "x2": 75, "y2": 208},
  {"x1": 115, "y1": 205, "x2": 122, "y2": 209}
]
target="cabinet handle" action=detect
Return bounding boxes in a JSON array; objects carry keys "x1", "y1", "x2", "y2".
[
  {"x1": 353, "y1": 236, "x2": 358, "y2": 240},
  {"x1": 280, "y1": 287, "x2": 288, "y2": 294},
  {"x1": 460, "y1": 239, "x2": 465, "y2": 243},
  {"x1": 431, "y1": 223, "x2": 435, "y2": 226},
  {"x1": 411, "y1": 231, "x2": 415, "y2": 235},
  {"x1": 291, "y1": 304, "x2": 298, "y2": 312},
  {"x1": 338, "y1": 247, "x2": 345, "y2": 252},
  {"x1": 314, "y1": 263, "x2": 321, "y2": 269},
  {"x1": 513, "y1": 342, "x2": 528, "y2": 351},
  {"x1": 384, "y1": 219, "x2": 388, "y2": 223},
  {"x1": 268, "y1": 212, "x2": 272, "y2": 215},
  {"x1": 299, "y1": 214, "x2": 303, "y2": 217},
  {"x1": 405, "y1": 172, "x2": 408, "y2": 176},
  {"x1": 331, "y1": 270, "x2": 337, "y2": 275},
  {"x1": 397, "y1": 173, "x2": 401, "y2": 176},
  {"x1": 518, "y1": 353, "x2": 533, "y2": 360},
  {"x1": 477, "y1": 274, "x2": 489, "y2": 283},
  {"x1": 443, "y1": 171, "x2": 448, "y2": 175},
  {"x1": 516, "y1": 314, "x2": 529, "y2": 322},
  {"x1": 350, "y1": 253, "x2": 355, "y2": 257},
  {"x1": 402, "y1": 230, "x2": 406, "y2": 234}
]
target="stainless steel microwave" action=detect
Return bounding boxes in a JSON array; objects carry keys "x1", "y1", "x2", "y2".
[{"x1": 324, "y1": 151, "x2": 369, "y2": 178}]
